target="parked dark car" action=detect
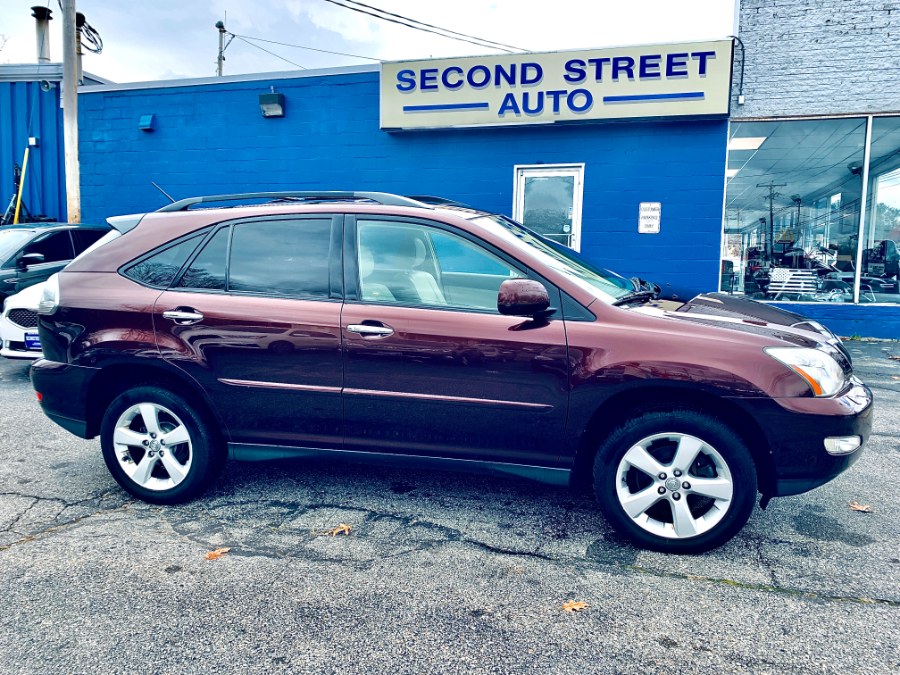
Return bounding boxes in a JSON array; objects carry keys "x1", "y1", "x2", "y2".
[
  {"x1": 0, "y1": 222, "x2": 110, "y2": 302},
  {"x1": 31, "y1": 192, "x2": 873, "y2": 553}
]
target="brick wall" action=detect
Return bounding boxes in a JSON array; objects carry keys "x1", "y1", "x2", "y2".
[
  {"x1": 733, "y1": 0, "x2": 900, "y2": 117},
  {"x1": 78, "y1": 70, "x2": 728, "y2": 300}
]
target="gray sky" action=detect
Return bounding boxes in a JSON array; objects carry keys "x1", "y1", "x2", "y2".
[{"x1": 0, "y1": 1, "x2": 737, "y2": 83}]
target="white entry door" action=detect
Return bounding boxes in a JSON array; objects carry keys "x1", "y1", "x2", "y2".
[{"x1": 513, "y1": 164, "x2": 585, "y2": 250}]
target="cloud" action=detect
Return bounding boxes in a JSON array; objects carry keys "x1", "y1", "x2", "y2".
[{"x1": 0, "y1": 0, "x2": 735, "y2": 82}]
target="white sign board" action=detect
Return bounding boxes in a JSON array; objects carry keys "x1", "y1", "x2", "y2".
[
  {"x1": 381, "y1": 40, "x2": 732, "y2": 130},
  {"x1": 638, "y1": 202, "x2": 661, "y2": 233}
]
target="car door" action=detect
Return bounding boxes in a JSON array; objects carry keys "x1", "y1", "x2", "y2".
[
  {"x1": 13, "y1": 229, "x2": 75, "y2": 291},
  {"x1": 153, "y1": 214, "x2": 344, "y2": 449},
  {"x1": 341, "y1": 215, "x2": 570, "y2": 468}
]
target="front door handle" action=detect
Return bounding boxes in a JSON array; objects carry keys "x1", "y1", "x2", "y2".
[
  {"x1": 162, "y1": 308, "x2": 204, "y2": 325},
  {"x1": 347, "y1": 323, "x2": 394, "y2": 338}
]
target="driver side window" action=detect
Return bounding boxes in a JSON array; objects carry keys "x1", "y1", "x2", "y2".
[
  {"x1": 23, "y1": 231, "x2": 75, "y2": 264},
  {"x1": 357, "y1": 220, "x2": 522, "y2": 311}
]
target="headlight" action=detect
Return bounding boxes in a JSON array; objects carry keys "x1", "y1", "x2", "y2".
[
  {"x1": 765, "y1": 347, "x2": 846, "y2": 397},
  {"x1": 37, "y1": 274, "x2": 60, "y2": 315}
]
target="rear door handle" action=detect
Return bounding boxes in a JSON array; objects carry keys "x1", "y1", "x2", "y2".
[
  {"x1": 347, "y1": 323, "x2": 394, "y2": 338},
  {"x1": 162, "y1": 308, "x2": 204, "y2": 325}
]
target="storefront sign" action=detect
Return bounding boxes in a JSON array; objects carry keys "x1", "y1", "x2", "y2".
[
  {"x1": 638, "y1": 202, "x2": 661, "y2": 233},
  {"x1": 381, "y1": 40, "x2": 732, "y2": 129}
]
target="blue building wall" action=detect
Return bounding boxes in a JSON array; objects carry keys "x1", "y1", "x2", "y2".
[
  {"x1": 770, "y1": 303, "x2": 900, "y2": 340},
  {"x1": 78, "y1": 70, "x2": 727, "y2": 301},
  {"x1": 0, "y1": 80, "x2": 66, "y2": 221}
]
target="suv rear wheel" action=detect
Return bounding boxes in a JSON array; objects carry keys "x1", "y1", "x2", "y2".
[
  {"x1": 100, "y1": 386, "x2": 223, "y2": 504},
  {"x1": 593, "y1": 410, "x2": 757, "y2": 554}
]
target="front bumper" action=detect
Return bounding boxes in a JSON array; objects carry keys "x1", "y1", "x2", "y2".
[
  {"x1": 736, "y1": 379, "x2": 874, "y2": 497},
  {"x1": 30, "y1": 358, "x2": 99, "y2": 439}
]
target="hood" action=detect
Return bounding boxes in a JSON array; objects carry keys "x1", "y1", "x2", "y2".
[
  {"x1": 631, "y1": 292, "x2": 852, "y2": 371},
  {"x1": 5, "y1": 281, "x2": 46, "y2": 311}
]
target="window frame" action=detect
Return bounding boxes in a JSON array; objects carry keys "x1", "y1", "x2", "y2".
[
  {"x1": 170, "y1": 213, "x2": 343, "y2": 302},
  {"x1": 343, "y1": 214, "x2": 564, "y2": 316}
]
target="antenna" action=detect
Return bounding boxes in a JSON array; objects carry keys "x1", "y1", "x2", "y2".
[{"x1": 151, "y1": 181, "x2": 176, "y2": 203}]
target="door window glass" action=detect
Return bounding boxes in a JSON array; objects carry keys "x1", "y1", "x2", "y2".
[
  {"x1": 228, "y1": 218, "x2": 332, "y2": 297},
  {"x1": 176, "y1": 228, "x2": 229, "y2": 290},
  {"x1": 71, "y1": 229, "x2": 108, "y2": 254},
  {"x1": 357, "y1": 220, "x2": 521, "y2": 310},
  {"x1": 124, "y1": 233, "x2": 205, "y2": 288},
  {"x1": 23, "y1": 231, "x2": 74, "y2": 263},
  {"x1": 513, "y1": 165, "x2": 584, "y2": 250}
]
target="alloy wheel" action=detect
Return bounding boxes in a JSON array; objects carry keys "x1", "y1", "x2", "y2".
[{"x1": 112, "y1": 403, "x2": 193, "y2": 491}]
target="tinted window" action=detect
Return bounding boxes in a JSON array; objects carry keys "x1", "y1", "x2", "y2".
[
  {"x1": 23, "y1": 231, "x2": 74, "y2": 263},
  {"x1": 176, "y1": 228, "x2": 229, "y2": 290},
  {"x1": 228, "y1": 218, "x2": 332, "y2": 297},
  {"x1": 71, "y1": 229, "x2": 108, "y2": 254},
  {"x1": 0, "y1": 230, "x2": 36, "y2": 267},
  {"x1": 125, "y1": 233, "x2": 205, "y2": 288}
]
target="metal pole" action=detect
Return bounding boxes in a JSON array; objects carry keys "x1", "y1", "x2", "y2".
[
  {"x1": 216, "y1": 21, "x2": 226, "y2": 76},
  {"x1": 62, "y1": 0, "x2": 81, "y2": 223},
  {"x1": 852, "y1": 116, "x2": 874, "y2": 304}
]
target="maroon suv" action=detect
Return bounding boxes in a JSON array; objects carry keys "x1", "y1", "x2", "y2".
[{"x1": 31, "y1": 192, "x2": 873, "y2": 553}]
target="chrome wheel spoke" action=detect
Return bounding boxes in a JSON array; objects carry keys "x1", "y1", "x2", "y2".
[
  {"x1": 131, "y1": 452, "x2": 158, "y2": 485},
  {"x1": 162, "y1": 424, "x2": 190, "y2": 447},
  {"x1": 139, "y1": 404, "x2": 162, "y2": 436},
  {"x1": 114, "y1": 427, "x2": 147, "y2": 448},
  {"x1": 620, "y1": 486, "x2": 664, "y2": 518},
  {"x1": 670, "y1": 497, "x2": 698, "y2": 537},
  {"x1": 160, "y1": 452, "x2": 188, "y2": 485},
  {"x1": 688, "y1": 476, "x2": 733, "y2": 501},
  {"x1": 672, "y1": 435, "x2": 704, "y2": 474},
  {"x1": 622, "y1": 445, "x2": 666, "y2": 478}
]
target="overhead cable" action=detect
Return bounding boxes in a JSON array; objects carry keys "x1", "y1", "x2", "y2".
[
  {"x1": 232, "y1": 34, "x2": 381, "y2": 62},
  {"x1": 321, "y1": 0, "x2": 525, "y2": 53},
  {"x1": 233, "y1": 35, "x2": 307, "y2": 70}
]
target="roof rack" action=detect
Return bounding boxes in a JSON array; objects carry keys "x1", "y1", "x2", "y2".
[{"x1": 156, "y1": 191, "x2": 431, "y2": 213}]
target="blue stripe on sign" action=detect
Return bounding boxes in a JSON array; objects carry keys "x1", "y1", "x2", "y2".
[
  {"x1": 403, "y1": 102, "x2": 490, "y2": 112},
  {"x1": 603, "y1": 92, "x2": 706, "y2": 103}
]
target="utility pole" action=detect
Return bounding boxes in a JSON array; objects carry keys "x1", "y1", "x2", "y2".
[
  {"x1": 62, "y1": 0, "x2": 81, "y2": 223},
  {"x1": 757, "y1": 182, "x2": 786, "y2": 261},
  {"x1": 216, "y1": 20, "x2": 226, "y2": 76}
]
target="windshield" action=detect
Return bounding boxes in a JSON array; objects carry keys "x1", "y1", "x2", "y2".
[
  {"x1": 0, "y1": 229, "x2": 36, "y2": 265},
  {"x1": 472, "y1": 215, "x2": 632, "y2": 302}
]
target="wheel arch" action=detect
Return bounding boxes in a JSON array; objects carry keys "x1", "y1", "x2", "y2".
[
  {"x1": 570, "y1": 385, "x2": 775, "y2": 496},
  {"x1": 85, "y1": 361, "x2": 228, "y2": 441}
]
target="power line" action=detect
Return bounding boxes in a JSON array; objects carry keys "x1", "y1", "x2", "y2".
[
  {"x1": 233, "y1": 34, "x2": 381, "y2": 62},
  {"x1": 321, "y1": 0, "x2": 525, "y2": 53},
  {"x1": 233, "y1": 35, "x2": 307, "y2": 70},
  {"x1": 338, "y1": 0, "x2": 525, "y2": 52}
]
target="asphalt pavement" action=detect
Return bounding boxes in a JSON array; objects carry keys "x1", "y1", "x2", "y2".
[{"x1": 0, "y1": 340, "x2": 898, "y2": 674}]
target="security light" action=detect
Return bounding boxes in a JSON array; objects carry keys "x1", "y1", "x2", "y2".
[{"x1": 259, "y1": 92, "x2": 285, "y2": 118}]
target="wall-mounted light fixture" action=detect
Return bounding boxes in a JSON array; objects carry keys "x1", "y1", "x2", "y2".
[
  {"x1": 259, "y1": 87, "x2": 285, "y2": 118},
  {"x1": 138, "y1": 114, "x2": 155, "y2": 131}
]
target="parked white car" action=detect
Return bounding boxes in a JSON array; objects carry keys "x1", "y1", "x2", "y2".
[{"x1": 1, "y1": 281, "x2": 45, "y2": 359}]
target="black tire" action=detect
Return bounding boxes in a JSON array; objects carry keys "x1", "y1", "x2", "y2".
[
  {"x1": 593, "y1": 410, "x2": 757, "y2": 554},
  {"x1": 100, "y1": 385, "x2": 225, "y2": 504}
]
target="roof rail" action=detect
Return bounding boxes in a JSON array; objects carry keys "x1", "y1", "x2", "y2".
[{"x1": 155, "y1": 191, "x2": 431, "y2": 213}]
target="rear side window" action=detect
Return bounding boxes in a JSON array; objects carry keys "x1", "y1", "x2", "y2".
[
  {"x1": 124, "y1": 233, "x2": 205, "y2": 288},
  {"x1": 228, "y1": 218, "x2": 332, "y2": 297},
  {"x1": 175, "y1": 228, "x2": 229, "y2": 290}
]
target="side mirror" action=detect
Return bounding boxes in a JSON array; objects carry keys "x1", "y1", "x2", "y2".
[
  {"x1": 17, "y1": 253, "x2": 45, "y2": 271},
  {"x1": 498, "y1": 279, "x2": 551, "y2": 317}
]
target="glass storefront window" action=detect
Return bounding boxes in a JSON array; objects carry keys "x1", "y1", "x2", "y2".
[
  {"x1": 862, "y1": 117, "x2": 900, "y2": 303},
  {"x1": 722, "y1": 118, "x2": 867, "y2": 303}
]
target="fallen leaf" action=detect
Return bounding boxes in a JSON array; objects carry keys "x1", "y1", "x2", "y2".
[
  {"x1": 326, "y1": 523, "x2": 352, "y2": 537},
  {"x1": 849, "y1": 500, "x2": 874, "y2": 513},
  {"x1": 562, "y1": 600, "x2": 588, "y2": 613},
  {"x1": 205, "y1": 547, "x2": 231, "y2": 560}
]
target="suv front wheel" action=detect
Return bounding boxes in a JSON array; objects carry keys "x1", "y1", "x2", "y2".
[
  {"x1": 100, "y1": 385, "x2": 224, "y2": 504},
  {"x1": 593, "y1": 410, "x2": 757, "y2": 554}
]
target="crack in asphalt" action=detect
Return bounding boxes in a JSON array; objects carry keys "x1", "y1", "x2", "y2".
[{"x1": 160, "y1": 498, "x2": 899, "y2": 607}]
